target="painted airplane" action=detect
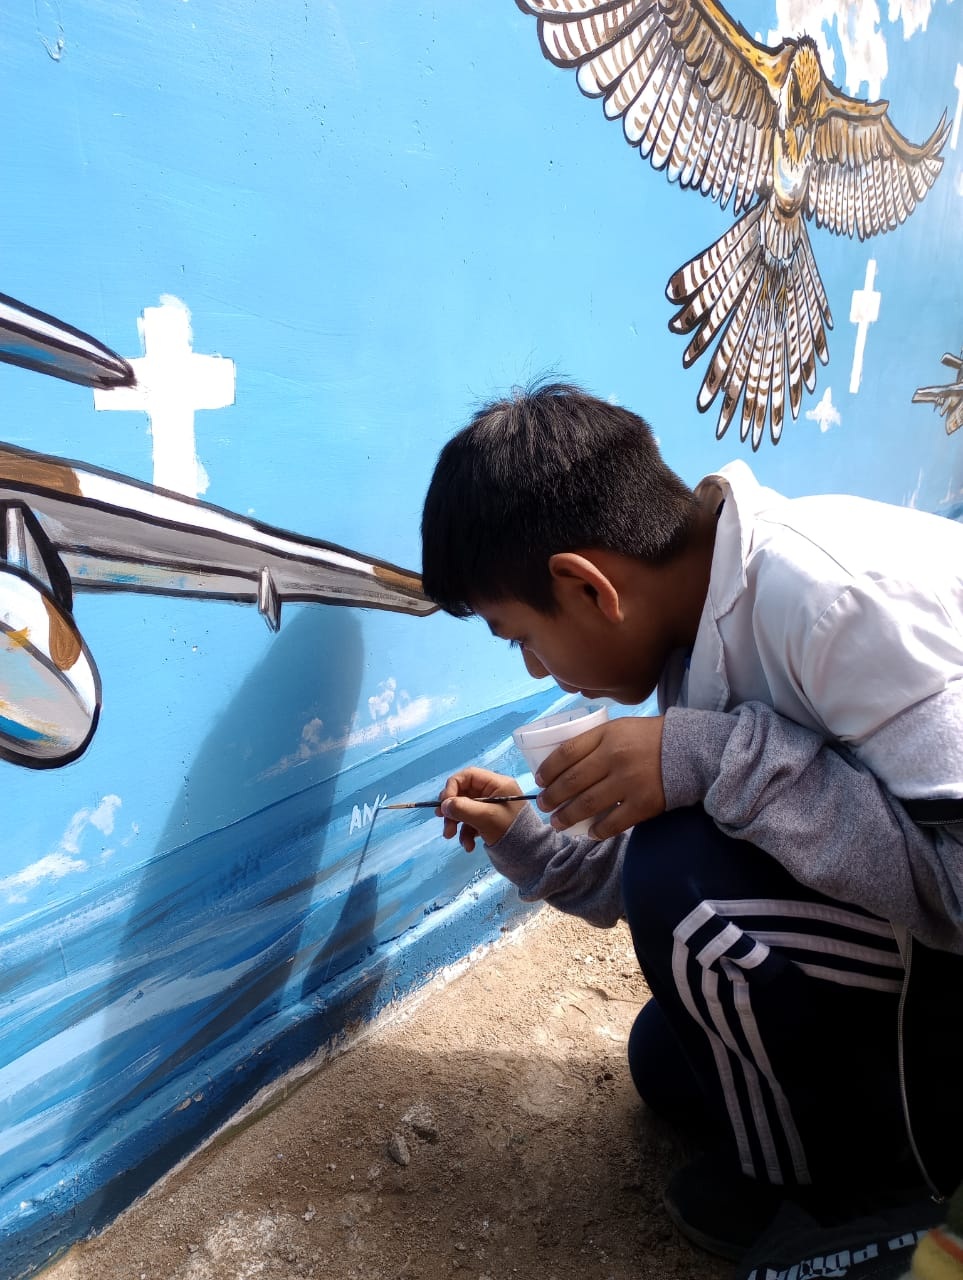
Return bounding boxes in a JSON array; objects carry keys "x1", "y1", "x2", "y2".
[
  {"x1": 913, "y1": 350, "x2": 963, "y2": 435},
  {"x1": 0, "y1": 293, "x2": 435, "y2": 770}
]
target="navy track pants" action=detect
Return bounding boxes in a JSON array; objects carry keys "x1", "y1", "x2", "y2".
[{"x1": 622, "y1": 806, "x2": 910, "y2": 1189}]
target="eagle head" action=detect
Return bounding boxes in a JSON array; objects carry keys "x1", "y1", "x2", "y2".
[{"x1": 780, "y1": 38, "x2": 822, "y2": 165}]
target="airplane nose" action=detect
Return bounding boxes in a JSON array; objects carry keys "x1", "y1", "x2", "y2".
[
  {"x1": 0, "y1": 504, "x2": 100, "y2": 766},
  {"x1": 0, "y1": 291, "x2": 134, "y2": 389}
]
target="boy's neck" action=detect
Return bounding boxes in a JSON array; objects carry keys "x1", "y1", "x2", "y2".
[{"x1": 667, "y1": 493, "x2": 720, "y2": 649}]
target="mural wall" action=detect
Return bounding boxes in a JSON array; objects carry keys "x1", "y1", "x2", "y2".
[{"x1": 1, "y1": 1, "x2": 960, "y2": 1275}]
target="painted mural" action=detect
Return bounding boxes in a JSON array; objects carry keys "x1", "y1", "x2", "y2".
[
  {"x1": 0, "y1": 296, "x2": 433, "y2": 767},
  {"x1": 0, "y1": 2, "x2": 960, "y2": 1278},
  {"x1": 516, "y1": 0, "x2": 949, "y2": 448}
]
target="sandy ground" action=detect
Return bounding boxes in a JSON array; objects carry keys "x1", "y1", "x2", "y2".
[{"x1": 43, "y1": 910, "x2": 732, "y2": 1280}]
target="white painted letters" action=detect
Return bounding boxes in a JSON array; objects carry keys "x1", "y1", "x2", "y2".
[{"x1": 349, "y1": 794, "x2": 389, "y2": 835}]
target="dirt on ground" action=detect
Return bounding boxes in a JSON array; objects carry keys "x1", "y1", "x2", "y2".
[{"x1": 44, "y1": 911, "x2": 732, "y2": 1280}]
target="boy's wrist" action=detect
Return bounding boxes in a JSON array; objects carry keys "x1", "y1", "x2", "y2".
[{"x1": 481, "y1": 799, "x2": 531, "y2": 846}]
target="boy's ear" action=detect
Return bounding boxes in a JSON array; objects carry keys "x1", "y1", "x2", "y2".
[{"x1": 547, "y1": 552, "x2": 624, "y2": 623}]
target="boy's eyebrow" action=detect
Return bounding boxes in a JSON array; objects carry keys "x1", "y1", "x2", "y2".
[{"x1": 484, "y1": 620, "x2": 512, "y2": 641}]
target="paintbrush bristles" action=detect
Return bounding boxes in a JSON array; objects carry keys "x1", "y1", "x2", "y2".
[{"x1": 381, "y1": 794, "x2": 538, "y2": 810}]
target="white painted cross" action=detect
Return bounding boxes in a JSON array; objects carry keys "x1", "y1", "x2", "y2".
[
  {"x1": 93, "y1": 295, "x2": 235, "y2": 498},
  {"x1": 849, "y1": 260, "x2": 880, "y2": 395},
  {"x1": 805, "y1": 386, "x2": 841, "y2": 433},
  {"x1": 952, "y1": 63, "x2": 963, "y2": 150}
]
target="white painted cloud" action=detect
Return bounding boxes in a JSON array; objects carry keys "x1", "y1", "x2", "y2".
[
  {"x1": 770, "y1": 0, "x2": 946, "y2": 98},
  {"x1": 87, "y1": 794, "x2": 121, "y2": 836},
  {"x1": 887, "y1": 0, "x2": 938, "y2": 38},
  {"x1": 344, "y1": 694, "x2": 454, "y2": 750},
  {"x1": 769, "y1": 0, "x2": 888, "y2": 98},
  {"x1": 0, "y1": 795, "x2": 122, "y2": 903},
  {"x1": 260, "y1": 686, "x2": 456, "y2": 778},
  {"x1": 0, "y1": 853, "x2": 88, "y2": 903},
  {"x1": 368, "y1": 677, "x2": 397, "y2": 720},
  {"x1": 267, "y1": 717, "x2": 328, "y2": 775},
  {"x1": 805, "y1": 387, "x2": 842, "y2": 432}
]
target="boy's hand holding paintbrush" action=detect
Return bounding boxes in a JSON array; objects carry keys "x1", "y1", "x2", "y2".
[
  {"x1": 435, "y1": 716, "x2": 666, "y2": 851},
  {"x1": 437, "y1": 767, "x2": 530, "y2": 852}
]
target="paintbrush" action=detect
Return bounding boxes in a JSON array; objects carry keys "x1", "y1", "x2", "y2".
[{"x1": 380, "y1": 794, "x2": 539, "y2": 810}]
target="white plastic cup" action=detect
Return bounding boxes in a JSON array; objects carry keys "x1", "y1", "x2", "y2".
[{"x1": 512, "y1": 702, "x2": 609, "y2": 837}]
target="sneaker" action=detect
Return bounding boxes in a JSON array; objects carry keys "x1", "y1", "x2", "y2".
[{"x1": 663, "y1": 1149, "x2": 786, "y2": 1262}]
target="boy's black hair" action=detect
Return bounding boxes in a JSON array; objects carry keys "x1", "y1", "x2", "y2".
[{"x1": 421, "y1": 381, "x2": 699, "y2": 617}]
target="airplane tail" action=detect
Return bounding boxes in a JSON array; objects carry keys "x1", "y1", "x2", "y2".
[{"x1": 666, "y1": 200, "x2": 833, "y2": 448}]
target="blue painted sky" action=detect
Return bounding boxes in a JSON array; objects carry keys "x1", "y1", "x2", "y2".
[{"x1": 0, "y1": 0, "x2": 960, "y2": 927}]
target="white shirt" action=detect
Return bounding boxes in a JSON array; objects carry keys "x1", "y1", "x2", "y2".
[{"x1": 664, "y1": 460, "x2": 963, "y2": 800}]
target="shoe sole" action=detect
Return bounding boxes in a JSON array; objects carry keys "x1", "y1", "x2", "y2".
[{"x1": 662, "y1": 1190, "x2": 749, "y2": 1263}]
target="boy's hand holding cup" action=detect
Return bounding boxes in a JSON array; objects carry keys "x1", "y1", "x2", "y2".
[
  {"x1": 533, "y1": 709, "x2": 667, "y2": 839},
  {"x1": 512, "y1": 702, "x2": 611, "y2": 837}
]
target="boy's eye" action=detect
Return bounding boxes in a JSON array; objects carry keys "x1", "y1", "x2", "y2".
[{"x1": 508, "y1": 638, "x2": 523, "y2": 650}]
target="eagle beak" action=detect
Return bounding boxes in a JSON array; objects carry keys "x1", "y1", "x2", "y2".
[{"x1": 0, "y1": 292, "x2": 135, "y2": 389}]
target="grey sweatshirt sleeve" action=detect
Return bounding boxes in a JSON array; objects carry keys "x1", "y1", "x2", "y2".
[
  {"x1": 483, "y1": 803, "x2": 630, "y2": 929},
  {"x1": 661, "y1": 702, "x2": 963, "y2": 953}
]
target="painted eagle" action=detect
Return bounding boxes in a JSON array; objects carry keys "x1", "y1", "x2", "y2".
[{"x1": 516, "y1": 0, "x2": 949, "y2": 447}]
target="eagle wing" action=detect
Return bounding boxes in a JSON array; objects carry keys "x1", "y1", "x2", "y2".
[
  {"x1": 809, "y1": 85, "x2": 949, "y2": 239},
  {"x1": 517, "y1": 0, "x2": 790, "y2": 213}
]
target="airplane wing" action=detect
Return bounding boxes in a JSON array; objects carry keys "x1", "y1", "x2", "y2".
[
  {"x1": 0, "y1": 292, "x2": 134, "y2": 388},
  {"x1": 912, "y1": 385, "x2": 955, "y2": 406},
  {"x1": 0, "y1": 442, "x2": 436, "y2": 626},
  {"x1": 912, "y1": 352, "x2": 963, "y2": 433}
]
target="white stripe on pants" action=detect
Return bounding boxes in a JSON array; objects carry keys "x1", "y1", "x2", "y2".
[{"x1": 671, "y1": 898, "x2": 904, "y2": 1184}]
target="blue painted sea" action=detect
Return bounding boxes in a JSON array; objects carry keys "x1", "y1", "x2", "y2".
[{"x1": 0, "y1": 684, "x2": 576, "y2": 1277}]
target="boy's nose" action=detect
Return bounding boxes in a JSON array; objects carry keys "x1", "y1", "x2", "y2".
[{"x1": 522, "y1": 649, "x2": 550, "y2": 680}]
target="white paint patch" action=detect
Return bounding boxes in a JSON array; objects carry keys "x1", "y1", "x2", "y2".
[
  {"x1": 36, "y1": 0, "x2": 66, "y2": 60},
  {"x1": 769, "y1": 0, "x2": 941, "y2": 98},
  {"x1": 259, "y1": 692, "x2": 456, "y2": 779},
  {"x1": 60, "y1": 794, "x2": 122, "y2": 853},
  {"x1": 368, "y1": 676, "x2": 397, "y2": 720},
  {"x1": 349, "y1": 793, "x2": 389, "y2": 834},
  {"x1": 768, "y1": 0, "x2": 888, "y2": 97},
  {"x1": 849, "y1": 260, "x2": 881, "y2": 394},
  {"x1": 87, "y1": 793, "x2": 122, "y2": 837},
  {"x1": 805, "y1": 387, "x2": 842, "y2": 432},
  {"x1": 0, "y1": 794, "x2": 122, "y2": 903},
  {"x1": 94, "y1": 295, "x2": 235, "y2": 499},
  {"x1": 904, "y1": 468, "x2": 925, "y2": 509},
  {"x1": 0, "y1": 852, "x2": 87, "y2": 904},
  {"x1": 952, "y1": 63, "x2": 963, "y2": 149},
  {"x1": 888, "y1": 0, "x2": 939, "y2": 37},
  {"x1": 344, "y1": 694, "x2": 454, "y2": 750}
]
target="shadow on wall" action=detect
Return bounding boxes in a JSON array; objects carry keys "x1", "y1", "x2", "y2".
[
  {"x1": 48, "y1": 605, "x2": 379, "y2": 1248},
  {"x1": 3, "y1": 606, "x2": 561, "y2": 1278}
]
